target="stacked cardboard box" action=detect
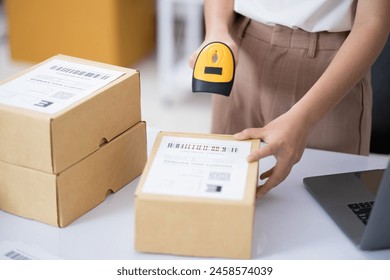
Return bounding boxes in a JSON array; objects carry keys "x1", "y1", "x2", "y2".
[
  {"x1": 135, "y1": 132, "x2": 260, "y2": 259},
  {"x1": 0, "y1": 55, "x2": 147, "y2": 227}
]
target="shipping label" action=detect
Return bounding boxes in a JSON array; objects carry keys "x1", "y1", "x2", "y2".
[
  {"x1": 142, "y1": 136, "x2": 252, "y2": 200},
  {"x1": 0, "y1": 59, "x2": 125, "y2": 114}
]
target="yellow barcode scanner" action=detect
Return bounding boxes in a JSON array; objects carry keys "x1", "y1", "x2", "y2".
[{"x1": 192, "y1": 41, "x2": 235, "y2": 97}]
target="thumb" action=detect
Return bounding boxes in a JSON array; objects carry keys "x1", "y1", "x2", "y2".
[
  {"x1": 234, "y1": 128, "x2": 263, "y2": 140},
  {"x1": 188, "y1": 51, "x2": 198, "y2": 69}
]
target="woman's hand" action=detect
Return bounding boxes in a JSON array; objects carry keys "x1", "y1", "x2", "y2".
[
  {"x1": 189, "y1": 0, "x2": 236, "y2": 69},
  {"x1": 234, "y1": 111, "x2": 313, "y2": 198}
]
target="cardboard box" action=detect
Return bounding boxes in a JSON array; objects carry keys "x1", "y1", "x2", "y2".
[
  {"x1": 5, "y1": 0, "x2": 156, "y2": 66},
  {"x1": 135, "y1": 132, "x2": 260, "y2": 259},
  {"x1": 0, "y1": 122, "x2": 147, "y2": 227},
  {"x1": 0, "y1": 54, "x2": 141, "y2": 174}
]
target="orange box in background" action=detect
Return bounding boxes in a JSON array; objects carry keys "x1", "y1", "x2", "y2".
[{"x1": 5, "y1": 0, "x2": 156, "y2": 67}]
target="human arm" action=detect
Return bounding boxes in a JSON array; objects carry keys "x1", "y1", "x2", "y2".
[
  {"x1": 235, "y1": 0, "x2": 390, "y2": 198},
  {"x1": 188, "y1": 0, "x2": 236, "y2": 68}
]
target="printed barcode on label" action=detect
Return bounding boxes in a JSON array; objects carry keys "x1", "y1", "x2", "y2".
[
  {"x1": 206, "y1": 184, "x2": 223, "y2": 193},
  {"x1": 209, "y1": 171, "x2": 231, "y2": 181},
  {"x1": 50, "y1": 91, "x2": 75, "y2": 100},
  {"x1": 4, "y1": 250, "x2": 31, "y2": 260},
  {"x1": 167, "y1": 142, "x2": 239, "y2": 153},
  {"x1": 49, "y1": 65, "x2": 111, "y2": 80}
]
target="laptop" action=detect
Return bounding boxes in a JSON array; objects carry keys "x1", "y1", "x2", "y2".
[{"x1": 303, "y1": 160, "x2": 390, "y2": 250}]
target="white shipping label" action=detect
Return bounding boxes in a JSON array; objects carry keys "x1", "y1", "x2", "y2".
[
  {"x1": 0, "y1": 59, "x2": 125, "y2": 114},
  {"x1": 0, "y1": 241, "x2": 61, "y2": 260},
  {"x1": 142, "y1": 136, "x2": 252, "y2": 201}
]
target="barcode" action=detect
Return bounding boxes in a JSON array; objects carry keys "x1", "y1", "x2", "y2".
[
  {"x1": 50, "y1": 91, "x2": 75, "y2": 100},
  {"x1": 167, "y1": 142, "x2": 239, "y2": 153},
  {"x1": 209, "y1": 171, "x2": 231, "y2": 181},
  {"x1": 206, "y1": 184, "x2": 223, "y2": 193},
  {"x1": 4, "y1": 250, "x2": 31, "y2": 260},
  {"x1": 49, "y1": 65, "x2": 111, "y2": 80}
]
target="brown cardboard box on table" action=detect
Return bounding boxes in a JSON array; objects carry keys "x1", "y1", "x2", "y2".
[
  {"x1": 135, "y1": 132, "x2": 260, "y2": 259},
  {"x1": 0, "y1": 55, "x2": 146, "y2": 227},
  {"x1": 0, "y1": 122, "x2": 147, "y2": 227},
  {"x1": 5, "y1": 0, "x2": 156, "y2": 66}
]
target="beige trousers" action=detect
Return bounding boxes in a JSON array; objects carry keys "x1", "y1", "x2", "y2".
[{"x1": 211, "y1": 16, "x2": 372, "y2": 155}]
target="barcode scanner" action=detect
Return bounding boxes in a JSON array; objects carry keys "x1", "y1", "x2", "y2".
[{"x1": 192, "y1": 42, "x2": 235, "y2": 97}]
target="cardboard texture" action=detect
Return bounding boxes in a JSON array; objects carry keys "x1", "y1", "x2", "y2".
[
  {"x1": 5, "y1": 0, "x2": 156, "y2": 66},
  {"x1": 0, "y1": 54, "x2": 141, "y2": 174},
  {"x1": 135, "y1": 132, "x2": 260, "y2": 259},
  {"x1": 0, "y1": 122, "x2": 147, "y2": 227}
]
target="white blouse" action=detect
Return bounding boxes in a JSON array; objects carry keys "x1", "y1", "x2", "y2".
[{"x1": 234, "y1": 0, "x2": 357, "y2": 32}]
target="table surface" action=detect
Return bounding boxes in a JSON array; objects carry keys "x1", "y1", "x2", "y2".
[{"x1": 1, "y1": 127, "x2": 389, "y2": 260}]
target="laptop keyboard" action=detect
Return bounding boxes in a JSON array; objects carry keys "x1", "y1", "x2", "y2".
[{"x1": 348, "y1": 201, "x2": 375, "y2": 225}]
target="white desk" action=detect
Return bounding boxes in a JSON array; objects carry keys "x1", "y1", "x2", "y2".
[{"x1": 0, "y1": 127, "x2": 389, "y2": 260}]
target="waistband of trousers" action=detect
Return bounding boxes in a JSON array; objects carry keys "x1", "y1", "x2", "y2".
[{"x1": 235, "y1": 16, "x2": 349, "y2": 53}]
